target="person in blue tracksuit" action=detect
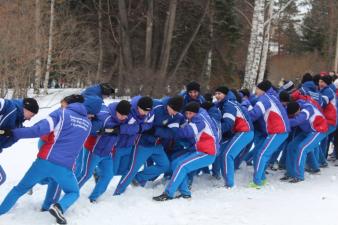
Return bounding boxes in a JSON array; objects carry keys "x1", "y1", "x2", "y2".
[
  {"x1": 131, "y1": 96, "x2": 185, "y2": 187},
  {"x1": 201, "y1": 93, "x2": 222, "y2": 179},
  {"x1": 180, "y1": 81, "x2": 205, "y2": 106},
  {"x1": 75, "y1": 100, "x2": 132, "y2": 202},
  {"x1": 0, "y1": 95, "x2": 101, "y2": 225},
  {"x1": 0, "y1": 98, "x2": 39, "y2": 185},
  {"x1": 318, "y1": 76, "x2": 337, "y2": 164},
  {"x1": 214, "y1": 86, "x2": 254, "y2": 188},
  {"x1": 81, "y1": 83, "x2": 115, "y2": 99},
  {"x1": 153, "y1": 102, "x2": 219, "y2": 201},
  {"x1": 113, "y1": 96, "x2": 155, "y2": 195},
  {"x1": 248, "y1": 80, "x2": 290, "y2": 188},
  {"x1": 282, "y1": 100, "x2": 328, "y2": 182}
]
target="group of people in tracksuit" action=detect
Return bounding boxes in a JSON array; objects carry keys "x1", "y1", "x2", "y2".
[{"x1": 0, "y1": 74, "x2": 338, "y2": 224}]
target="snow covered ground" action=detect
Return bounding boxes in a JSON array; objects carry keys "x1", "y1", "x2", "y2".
[{"x1": 1, "y1": 89, "x2": 338, "y2": 225}]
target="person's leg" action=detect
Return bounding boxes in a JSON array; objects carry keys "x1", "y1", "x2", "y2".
[
  {"x1": 164, "y1": 152, "x2": 215, "y2": 198},
  {"x1": 113, "y1": 147, "x2": 132, "y2": 175},
  {"x1": 0, "y1": 159, "x2": 47, "y2": 215},
  {"x1": 41, "y1": 181, "x2": 62, "y2": 211},
  {"x1": 89, "y1": 155, "x2": 114, "y2": 201},
  {"x1": 52, "y1": 166, "x2": 80, "y2": 213},
  {"x1": 221, "y1": 131, "x2": 254, "y2": 187},
  {"x1": 295, "y1": 132, "x2": 326, "y2": 180},
  {"x1": 253, "y1": 133, "x2": 288, "y2": 185},
  {"x1": 75, "y1": 149, "x2": 93, "y2": 186},
  {"x1": 114, "y1": 145, "x2": 152, "y2": 195},
  {"x1": 134, "y1": 145, "x2": 170, "y2": 185},
  {"x1": 77, "y1": 154, "x2": 101, "y2": 188}
]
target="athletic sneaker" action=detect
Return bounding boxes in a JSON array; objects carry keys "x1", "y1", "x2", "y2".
[
  {"x1": 153, "y1": 193, "x2": 173, "y2": 201},
  {"x1": 49, "y1": 203, "x2": 67, "y2": 224}
]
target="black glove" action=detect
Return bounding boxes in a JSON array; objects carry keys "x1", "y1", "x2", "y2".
[
  {"x1": 142, "y1": 127, "x2": 156, "y2": 136},
  {"x1": 97, "y1": 126, "x2": 120, "y2": 136},
  {"x1": 0, "y1": 129, "x2": 12, "y2": 137}
]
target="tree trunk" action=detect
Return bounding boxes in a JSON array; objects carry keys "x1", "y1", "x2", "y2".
[
  {"x1": 243, "y1": 0, "x2": 264, "y2": 89},
  {"x1": 34, "y1": 0, "x2": 42, "y2": 94},
  {"x1": 158, "y1": 0, "x2": 177, "y2": 76},
  {"x1": 118, "y1": 0, "x2": 133, "y2": 69},
  {"x1": 96, "y1": 0, "x2": 103, "y2": 82},
  {"x1": 145, "y1": 0, "x2": 153, "y2": 68},
  {"x1": 169, "y1": 0, "x2": 209, "y2": 80},
  {"x1": 44, "y1": 0, "x2": 55, "y2": 95},
  {"x1": 257, "y1": 0, "x2": 273, "y2": 84},
  {"x1": 334, "y1": 30, "x2": 338, "y2": 72}
]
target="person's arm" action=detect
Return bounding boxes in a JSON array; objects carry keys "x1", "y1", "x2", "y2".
[
  {"x1": 289, "y1": 109, "x2": 309, "y2": 127},
  {"x1": 221, "y1": 103, "x2": 236, "y2": 133},
  {"x1": 12, "y1": 109, "x2": 61, "y2": 140}
]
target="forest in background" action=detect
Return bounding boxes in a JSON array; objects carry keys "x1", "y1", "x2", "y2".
[{"x1": 0, "y1": 0, "x2": 337, "y2": 97}]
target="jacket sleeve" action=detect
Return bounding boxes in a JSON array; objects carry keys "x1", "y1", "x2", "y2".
[
  {"x1": 321, "y1": 89, "x2": 333, "y2": 108},
  {"x1": 140, "y1": 111, "x2": 155, "y2": 132},
  {"x1": 249, "y1": 97, "x2": 270, "y2": 122},
  {"x1": 176, "y1": 118, "x2": 205, "y2": 139},
  {"x1": 220, "y1": 103, "x2": 236, "y2": 133},
  {"x1": 119, "y1": 116, "x2": 139, "y2": 135},
  {"x1": 289, "y1": 109, "x2": 310, "y2": 127},
  {"x1": 12, "y1": 109, "x2": 61, "y2": 140}
]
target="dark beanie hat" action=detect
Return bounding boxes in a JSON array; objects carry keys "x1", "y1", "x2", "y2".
[
  {"x1": 167, "y1": 96, "x2": 184, "y2": 112},
  {"x1": 84, "y1": 95, "x2": 103, "y2": 115},
  {"x1": 23, "y1": 98, "x2": 39, "y2": 114},
  {"x1": 186, "y1": 81, "x2": 201, "y2": 92},
  {"x1": 287, "y1": 101, "x2": 300, "y2": 115},
  {"x1": 100, "y1": 83, "x2": 115, "y2": 96},
  {"x1": 239, "y1": 89, "x2": 250, "y2": 98},
  {"x1": 215, "y1": 86, "x2": 229, "y2": 95},
  {"x1": 203, "y1": 93, "x2": 213, "y2": 102},
  {"x1": 201, "y1": 101, "x2": 213, "y2": 111},
  {"x1": 63, "y1": 94, "x2": 84, "y2": 104},
  {"x1": 184, "y1": 102, "x2": 200, "y2": 113},
  {"x1": 257, "y1": 80, "x2": 272, "y2": 92},
  {"x1": 279, "y1": 91, "x2": 290, "y2": 103},
  {"x1": 301, "y1": 73, "x2": 313, "y2": 84},
  {"x1": 116, "y1": 100, "x2": 131, "y2": 115},
  {"x1": 282, "y1": 80, "x2": 295, "y2": 92},
  {"x1": 137, "y1": 96, "x2": 153, "y2": 111},
  {"x1": 312, "y1": 74, "x2": 321, "y2": 86},
  {"x1": 319, "y1": 75, "x2": 332, "y2": 85}
]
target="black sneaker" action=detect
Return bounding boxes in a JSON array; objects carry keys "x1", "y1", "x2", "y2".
[
  {"x1": 89, "y1": 199, "x2": 97, "y2": 204},
  {"x1": 152, "y1": 193, "x2": 173, "y2": 201},
  {"x1": 280, "y1": 175, "x2": 291, "y2": 181},
  {"x1": 49, "y1": 203, "x2": 67, "y2": 224},
  {"x1": 176, "y1": 194, "x2": 191, "y2": 199},
  {"x1": 307, "y1": 169, "x2": 320, "y2": 174},
  {"x1": 289, "y1": 178, "x2": 302, "y2": 183},
  {"x1": 320, "y1": 163, "x2": 328, "y2": 168}
]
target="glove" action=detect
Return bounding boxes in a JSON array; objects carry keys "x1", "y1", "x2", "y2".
[
  {"x1": 97, "y1": 126, "x2": 120, "y2": 136},
  {"x1": 0, "y1": 129, "x2": 12, "y2": 137},
  {"x1": 142, "y1": 127, "x2": 156, "y2": 136}
]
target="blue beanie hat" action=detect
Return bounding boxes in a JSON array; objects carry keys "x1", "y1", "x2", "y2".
[{"x1": 83, "y1": 95, "x2": 103, "y2": 115}]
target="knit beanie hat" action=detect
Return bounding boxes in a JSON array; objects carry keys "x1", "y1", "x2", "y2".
[
  {"x1": 203, "y1": 93, "x2": 213, "y2": 102},
  {"x1": 281, "y1": 80, "x2": 295, "y2": 92},
  {"x1": 257, "y1": 80, "x2": 272, "y2": 92},
  {"x1": 184, "y1": 102, "x2": 200, "y2": 113},
  {"x1": 100, "y1": 83, "x2": 115, "y2": 96},
  {"x1": 239, "y1": 89, "x2": 250, "y2": 98},
  {"x1": 301, "y1": 73, "x2": 313, "y2": 84},
  {"x1": 137, "y1": 96, "x2": 153, "y2": 111},
  {"x1": 116, "y1": 100, "x2": 131, "y2": 115},
  {"x1": 23, "y1": 98, "x2": 39, "y2": 114},
  {"x1": 319, "y1": 75, "x2": 332, "y2": 85},
  {"x1": 167, "y1": 96, "x2": 184, "y2": 112},
  {"x1": 84, "y1": 95, "x2": 103, "y2": 115},
  {"x1": 287, "y1": 101, "x2": 300, "y2": 115},
  {"x1": 186, "y1": 81, "x2": 201, "y2": 92},
  {"x1": 63, "y1": 94, "x2": 84, "y2": 104},
  {"x1": 279, "y1": 91, "x2": 290, "y2": 103},
  {"x1": 201, "y1": 101, "x2": 213, "y2": 111},
  {"x1": 215, "y1": 86, "x2": 229, "y2": 95}
]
